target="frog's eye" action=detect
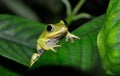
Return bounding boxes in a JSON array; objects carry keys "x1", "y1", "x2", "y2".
[{"x1": 47, "y1": 24, "x2": 54, "y2": 32}]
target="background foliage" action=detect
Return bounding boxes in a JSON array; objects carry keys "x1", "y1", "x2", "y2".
[{"x1": 0, "y1": 0, "x2": 112, "y2": 76}]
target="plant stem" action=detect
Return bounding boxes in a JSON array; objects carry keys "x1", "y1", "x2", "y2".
[
  {"x1": 73, "y1": 0, "x2": 86, "y2": 15},
  {"x1": 62, "y1": 0, "x2": 72, "y2": 16},
  {"x1": 73, "y1": 13, "x2": 92, "y2": 20}
]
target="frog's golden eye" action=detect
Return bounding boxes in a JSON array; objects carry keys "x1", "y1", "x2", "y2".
[{"x1": 47, "y1": 24, "x2": 54, "y2": 32}]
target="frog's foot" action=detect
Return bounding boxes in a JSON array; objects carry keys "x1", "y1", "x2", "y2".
[
  {"x1": 30, "y1": 53, "x2": 40, "y2": 67},
  {"x1": 50, "y1": 45, "x2": 62, "y2": 53},
  {"x1": 66, "y1": 32, "x2": 80, "y2": 42}
]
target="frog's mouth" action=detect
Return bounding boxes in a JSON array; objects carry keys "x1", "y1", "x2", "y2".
[{"x1": 51, "y1": 32, "x2": 67, "y2": 39}]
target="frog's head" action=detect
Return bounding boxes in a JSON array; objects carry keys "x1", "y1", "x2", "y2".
[{"x1": 41, "y1": 20, "x2": 68, "y2": 39}]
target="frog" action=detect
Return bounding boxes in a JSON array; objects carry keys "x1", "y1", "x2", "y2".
[{"x1": 30, "y1": 20, "x2": 80, "y2": 66}]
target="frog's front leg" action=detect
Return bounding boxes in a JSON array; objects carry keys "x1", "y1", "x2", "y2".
[{"x1": 66, "y1": 31, "x2": 80, "y2": 42}]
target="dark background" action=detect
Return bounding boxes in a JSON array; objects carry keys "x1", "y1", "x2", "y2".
[{"x1": 0, "y1": 0, "x2": 109, "y2": 23}]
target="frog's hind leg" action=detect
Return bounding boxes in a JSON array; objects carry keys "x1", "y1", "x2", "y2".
[{"x1": 30, "y1": 49, "x2": 45, "y2": 66}]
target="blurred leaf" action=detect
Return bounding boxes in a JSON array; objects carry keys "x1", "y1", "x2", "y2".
[
  {"x1": 1, "y1": 0, "x2": 39, "y2": 21},
  {"x1": 30, "y1": 15, "x2": 105, "y2": 74},
  {"x1": 97, "y1": 0, "x2": 120, "y2": 75},
  {"x1": 0, "y1": 14, "x2": 45, "y2": 66}
]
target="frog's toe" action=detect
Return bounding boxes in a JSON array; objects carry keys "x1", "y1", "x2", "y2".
[
  {"x1": 50, "y1": 48, "x2": 57, "y2": 53},
  {"x1": 72, "y1": 35, "x2": 80, "y2": 39},
  {"x1": 53, "y1": 45, "x2": 62, "y2": 48}
]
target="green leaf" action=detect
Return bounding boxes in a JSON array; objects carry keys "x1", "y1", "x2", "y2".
[
  {"x1": 0, "y1": 14, "x2": 105, "y2": 76},
  {"x1": 30, "y1": 15, "x2": 105, "y2": 73},
  {"x1": 97, "y1": 0, "x2": 120, "y2": 75},
  {"x1": 0, "y1": 14, "x2": 45, "y2": 66}
]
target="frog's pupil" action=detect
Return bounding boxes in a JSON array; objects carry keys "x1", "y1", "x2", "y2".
[{"x1": 47, "y1": 24, "x2": 53, "y2": 32}]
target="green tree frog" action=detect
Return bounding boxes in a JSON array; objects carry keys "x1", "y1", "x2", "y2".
[{"x1": 30, "y1": 20, "x2": 80, "y2": 66}]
